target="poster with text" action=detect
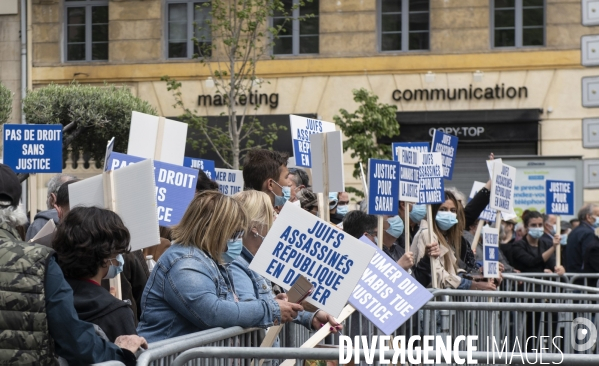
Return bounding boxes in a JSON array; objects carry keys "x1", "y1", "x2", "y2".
[
  {"x1": 431, "y1": 130, "x2": 458, "y2": 180},
  {"x1": 418, "y1": 152, "x2": 445, "y2": 205},
  {"x1": 545, "y1": 180, "x2": 574, "y2": 216},
  {"x1": 392, "y1": 142, "x2": 430, "y2": 161},
  {"x1": 3, "y1": 124, "x2": 63, "y2": 173},
  {"x1": 482, "y1": 226, "x2": 500, "y2": 279},
  {"x1": 214, "y1": 168, "x2": 244, "y2": 196},
  {"x1": 490, "y1": 163, "x2": 516, "y2": 214},
  {"x1": 397, "y1": 147, "x2": 420, "y2": 203},
  {"x1": 290, "y1": 115, "x2": 336, "y2": 168},
  {"x1": 368, "y1": 158, "x2": 400, "y2": 215}
]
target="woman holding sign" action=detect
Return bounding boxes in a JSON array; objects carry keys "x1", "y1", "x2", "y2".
[
  {"x1": 413, "y1": 190, "x2": 496, "y2": 290},
  {"x1": 229, "y1": 191, "x2": 342, "y2": 332},
  {"x1": 137, "y1": 191, "x2": 304, "y2": 343}
]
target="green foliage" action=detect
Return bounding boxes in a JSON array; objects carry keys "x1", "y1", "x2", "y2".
[
  {"x1": 0, "y1": 82, "x2": 13, "y2": 124},
  {"x1": 23, "y1": 83, "x2": 156, "y2": 167},
  {"x1": 333, "y1": 88, "x2": 399, "y2": 198}
]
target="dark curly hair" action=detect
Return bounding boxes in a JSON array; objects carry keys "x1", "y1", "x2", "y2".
[{"x1": 53, "y1": 206, "x2": 131, "y2": 279}]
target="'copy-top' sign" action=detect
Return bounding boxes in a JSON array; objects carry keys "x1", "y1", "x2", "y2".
[
  {"x1": 349, "y1": 236, "x2": 433, "y2": 335},
  {"x1": 214, "y1": 168, "x2": 243, "y2": 196},
  {"x1": 249, "y1": 202, "x2": 376, "y2": 317},
  {"x1": 184, "y1": 157, "x2": 216, "y2": 180},
  {"x1": 418, "y1": 152, "x2": 445, "y2": 204},
  {"x1": 392, "y1": 142, "x2": 430, "y2": 161},
  {"x1": 368, "y1": 159, "x2": 400, "y2": 216},
  {"x1": 398, "y1": 147, "x2": 420, "y2": 203},
  {"x1": 490, "y1": 163, "x2": 516, "y2": 213},
  {"x1": 108, "y1": 152, "x2": 198, "y2": 226},
  {"x1": 482, "y1": 226, "x2": 500, "y2": 279},
  {"x1": 290, "y1": 115, "x2": 336, "y2": 168},
  {"x1": 3, "y1": 124, "x2": 63, "y2": 173},
  {"x1": 546, "y1": 180, "x2": 574, "y2": 216},
  {"x1": 431, "y1": 130, "x2": 458, "y2": 180}
]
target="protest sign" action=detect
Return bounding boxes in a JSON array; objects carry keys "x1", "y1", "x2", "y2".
[
  {"x1": 127, "y1": 111, "x2": 188, "y2": 166},
  {"x1": 431, "y1": 130, "x2": 458, "y2": 180},
  {"x1": 184, "y1": 157, "x2": 216, "y2": 180},
  {"x1": 490, "y1": 162, "x2": 516, "y2": 214},
  {"x1": 290, "y1": 115, "x2": 336, "y2": 168},
  {"x1": 397, "y1": 147, "x2": 420, "y2": 203},
  {"x1": 546, "y1": 180, "x2": 574, "y2": 216},
  {"x1": 482, "y1": 226, "x2": 500, "y2": 278},
  {"x1": 348, "y1": 236, "x2": 433, "y2": 334},
  {"x1": 418, "y1": 152, "x2": 444, "y2": 204},
  {"x1": 469, "y1": 181, "x2": 497, "y2": 223},
  {"x1": 3, "y1": 124, "x2": 62, "y2": 173},
  {"x1": 310, "y1": 131, "x2": 345, "y2": 194},
  {"x1": 367, "y1": 158, "x2": 399, "y2": 216},
  {"x1": 249, "y1": 202, "x2": 376, "y2": 317},
  {"x1": 392, "y1": 142, "x2": 429, "y2": 161},
  {"x1": 107, "y1": 152, "x2": 198, "y2": 226},
  {"x1": 214, "y1": 168, "x2": 243, "y2": 196}
]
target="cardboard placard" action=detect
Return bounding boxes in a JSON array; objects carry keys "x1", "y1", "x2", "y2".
[
  {"x1": 397, "y1": 147, "x2": 421, "y2": 203},
  {"x1": 183, "y1": 157, "x2": 216, "y2": 180},
  {"x1": 3, "y1": 124, "x2": 63, "y2": 173},
  {"x1": 107, "y1": 152, "x2": 198, "y2": 226},
  {"x1": 431, "y1": 130, "x2": 458, "y2": 180},
  {"x1": 348, "y1": 236, "x2": 433, "y2": 334},
  {"x1": 418, "y1": 152, "x2": 445, "y2": 204},
  {"x1": 367, "y1": 158, "x2": 400, "y2": 216},
  {"x1": 490, "y1": 163, "x2": 516, "y2": 214},
  {"x1": 214, "y1": 168, "x2": 243, "y2": 196},
  {"x1": 249, "y1": 202, "x2": 376, "y2": 317},
  {"x1": 546, "y1": 180, "x2": 574, "y2": 216},
  {"x1": 482, "y1": 226, "x2": 500, "y2": 278},
  {"x1": 392, "y1": 142, "x2": 430, "y2": 162},
  {"x1": 290, "y1": 115, "x2": 336, "y2": 168},
  {"x1": 310, "y1": 131, "x2": 345, "y2": 194}
]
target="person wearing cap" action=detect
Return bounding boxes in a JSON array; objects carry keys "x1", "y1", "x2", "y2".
[
  {"x1": 296, "y1": 188, "x2": 318, "y2": 215},
  {"x1": 288, "y1": 167, "x2": 310, "y2": 203},
  {"x1": 0, "y1": 164, "x2": 147, "y2": 365},
  {"x1": 328, "y1": 192, "x2": 344, "y2": 225}
]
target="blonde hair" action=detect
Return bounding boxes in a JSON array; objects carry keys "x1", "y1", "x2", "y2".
[
  {"x1": 233, "y1": 190, "x2": 274, "y2": 234},
  {"x1": 172, "y1": 190, "x2": 248, "y2": 262}
]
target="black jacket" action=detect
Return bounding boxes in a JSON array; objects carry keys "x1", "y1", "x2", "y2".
[
  {"x1": 566, "y1": 222, "x2": 596, "y2": 273},
  {"x1": 465, "y1": 187, "x2": 491, "y2": 228},
  {"x1": 511, "y1": 236, "x2": 556, "y2": 273},
  {"x1": 67, "y1": 278, "x2": 137, "y2": 342}
]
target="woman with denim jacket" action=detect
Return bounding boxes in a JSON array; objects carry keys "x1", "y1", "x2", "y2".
[
  {"x1": 137, "y1": 191, "x2": 304, "y2": 343},
  {"x1": 229, "y1": 190, "x2": 342, "y2": 335}
]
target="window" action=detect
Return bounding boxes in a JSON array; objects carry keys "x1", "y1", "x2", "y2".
[
  {"x1": 492, "y1": 0, "x2": 544, "y2": 48},
  {"x1": 272, "y1": 0, "x2": 319, "y2": 55},
  {"x1": 64, "y1": 0, "x2": 108, "y2": 61},
  {"x1": 379, "y1": 0, "x2": 429, "y2": 52},
  {"x1": 166, "y1": 0, "x2": 211, "y2": 59}
]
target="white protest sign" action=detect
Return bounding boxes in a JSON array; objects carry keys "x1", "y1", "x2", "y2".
[
  {"x1": 482, "y1": 226, "x2": 500, "y2": 278},
  {"x1": 310, "y1": 131, "x2": 345, "y2": 194},
  {"x1": 469, "y1": 181, "x2": 486, "y2": 200},
  {"x1": 398, "y1": 147, "x2": 420, "y2": 203},
  {"x1": 486, "y1": 158, "x2": 502, "y2": 179},
  {"x1": 249, "y1": 201, "x2": 376, "y2": 317},
  {"x1": 418, "y1": 152, "x2": 444, "y2": 204},
  {"x1": 290, "y1": 115, "x2": 336, "y2": 168},
  {"x1": 127, "y1": 111, "x2": 188, "y2": 166},
  {"x1": 490, "y1": 162, "x2": 516, "y2": 214},
  {"x1": 214, "y1": 168, "x2": 244, "y2": 196}
]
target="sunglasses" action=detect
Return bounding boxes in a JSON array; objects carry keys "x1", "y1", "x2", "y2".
[{"x1": 230, "y1": 230, "x2": 245, "y2": 241}]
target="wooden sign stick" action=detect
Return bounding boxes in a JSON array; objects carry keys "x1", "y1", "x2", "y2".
[
  {"x1": 471, "y1": 220, "x2": 485, "y2": 254},
  {"x1": 377, "y1": 216, "x2": 384, "y2": 250},
  {"x1": 102, "y1": 170, "x2": 122, "y2": 300},
  {"x1": 556, "y1": 216, "x2": 562, "y2": 267},
  {"x1": 322, "y1": 134, "x2": 330, "y2": 223},
  {"x1": 405, "y1": 203, "x2": 411, "y2": 253},
  {"x1": 427, "y1": 205, "x2": 437, "y2": 289}
]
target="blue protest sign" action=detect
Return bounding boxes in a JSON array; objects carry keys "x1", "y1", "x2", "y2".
[
  {"x1": 348, "y1": 236, "x2": 433, "y2": 334},
  {"x1": 183, "y1": 157, "x2": 216, "y2": 180},
  {"x1": 107, "y1": 152, "x2": 198, "y2": 226},
  {"x1": 290, "y1": 115, "x2": 336, "y2": 168},
  {"x1": 482, "y1": 226, "x2": 500, "y2": 278},
  {"x1": 431, "y1": 130, "x2": 458, "y2": 180},
  {"x1": 392, "y1": 142, "x2": 430, "y2": 161},
  {"x1": 546, "y1": 180, "x2": 574, "y2": 216},
  {"x1": 3, "y1": 124, "x2": 63, "y2": 173},
  {"x1": 418, "y1": 152, "x2": 445, "y2": 204},
  {"x1": 368, "y1": 158, "x2": 400, "y2": 215}
]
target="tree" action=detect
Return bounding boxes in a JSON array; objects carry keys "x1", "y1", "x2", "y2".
[
  {"x1": 333, "y1": 88, "x2": 399, "y2": 197},
  {"x1": 0, "y1": 82, "x2": 13, "y2": 124},
  {"x1": 22, "y1": 83, "x2": 156, "y2": 167},
  {"x1": 163, "y1": 0, "x2": 310, "y2": 169}
]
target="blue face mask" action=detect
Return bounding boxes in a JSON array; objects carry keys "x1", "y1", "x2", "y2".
[
  {"x1": 282, "y1": 187, "x2": 291, "y2": 201},
  {"x1": 409, "y1": 204, "x2": 426, "y2": 223},
  {"x1": 103, "y1": 254, "x2": 124, "y2": 279},
  {"x1": 386, "y1": 215, "x2": 404, "y2": 238},
  {"x1": 550, "y1": 224, "x2": 557, "y2": 235},
  {"x1": 435, "y1": 211, "x2": 458, "y2": 231},
  {"x1": 560, "y1": 234, "x2": 568, "y2": 245},
  {"x1": 222, "y1": 239, "x2": 243, "y2": 263},
  {"x1": 337, "y1": 205, "x2": 349, "y2": 216},
  {"x1": 528, "y1": 227, "x2": 544, "y2": 239},
  {"x1": 594, "y1": 217, "x2": 599, "y2": 228},
  {"x1": 271, "y1": 180, "x2": 288, "y2": 207}
]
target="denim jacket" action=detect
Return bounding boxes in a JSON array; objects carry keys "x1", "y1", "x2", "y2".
[
  {"x1": 229, "y1": 247, "x2": 315, "y2": 330},
  {"x1": 137, "y1": 244, "x2": 281, "y2": 343}
]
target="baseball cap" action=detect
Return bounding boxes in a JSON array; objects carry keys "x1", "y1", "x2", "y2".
[{"x1": 0, "y1": 164, "x2": 22, "y2": 207}]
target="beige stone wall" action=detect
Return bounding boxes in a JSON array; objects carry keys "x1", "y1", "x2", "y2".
[
  {"x1": 0, "y1": 7, "x2": 22, "y2": 123},
  {"x1": 109, "y1": 0, "x2": 162, "y2": 62},
  {"x1": 32, "y1": 0, "x2": 60, "y2": 66}
]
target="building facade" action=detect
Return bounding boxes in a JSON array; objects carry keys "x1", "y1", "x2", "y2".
[{"x1": 4, "y1": 0, "x2": 599, "y2": 205}]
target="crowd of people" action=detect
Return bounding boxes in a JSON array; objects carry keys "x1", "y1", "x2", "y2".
[{"x1": 1, "y1": 148, "x2": 598, "y2": 364}]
